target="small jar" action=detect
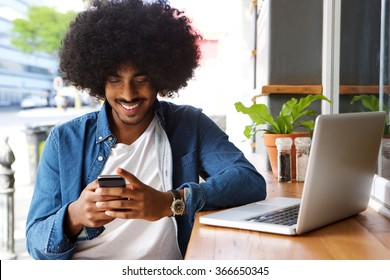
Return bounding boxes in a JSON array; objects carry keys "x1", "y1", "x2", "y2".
[
  {"x1": 276, "y1": 137, "x2": 293, "y2": 182},
  {"x1": 295, "y1": 137, "x2": 311, "y2": 182}
]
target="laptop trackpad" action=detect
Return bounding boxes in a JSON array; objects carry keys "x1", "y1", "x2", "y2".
[
  {"x1": 208, "y1": 197, "x2": 301, "y2": 221},
  {"x1": 236, "y1": 197, "x2": 300, "y2": 211}
]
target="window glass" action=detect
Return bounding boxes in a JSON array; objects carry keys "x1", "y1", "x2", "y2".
[{"x1": 337, "y1": 0, "x2": 389, "y2": 179}]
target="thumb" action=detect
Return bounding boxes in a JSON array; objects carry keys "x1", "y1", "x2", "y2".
[
  {"x1": 116, "y1": 167, "x2": 141, "y2": 188},
  {"x1": 87, "y1": 179, "x2": 99, "y2": 191}
]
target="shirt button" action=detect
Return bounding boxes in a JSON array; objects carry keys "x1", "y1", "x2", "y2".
[
  {"x1": 108, "y1": 136, "x2": 113, "y2": 141},
  {"x1": 98, "y1": 156, "x2": 104, "y2": 161},
  {"x1": 98, "y1": 136, "x2": 103, "y2": 140}
]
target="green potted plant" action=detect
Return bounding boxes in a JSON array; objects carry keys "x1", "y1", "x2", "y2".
[
  {"x1": 351, "y1": 94, "x2": 390, "y2": 179},
  {"x1": 350, "y1": 94, "x2": 389, "y2": 135},
  {"x1": 235, "y1": 94, "x2": 332, "y2": 178}
]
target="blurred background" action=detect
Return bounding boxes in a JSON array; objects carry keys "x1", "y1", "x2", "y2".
[
  {"x1": 1, "y1": 0, "x2": 389, "y2": 260},
  {"x1": 0, "y1": 0, "x2": 257, "y2": 259}
]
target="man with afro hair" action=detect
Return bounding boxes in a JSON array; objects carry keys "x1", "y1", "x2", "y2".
[{"x1": 26, "y1": 0, "x2": 266, "y2": 260}]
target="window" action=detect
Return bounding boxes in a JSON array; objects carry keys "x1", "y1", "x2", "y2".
[{"x1": 323, "y1": 0, "x2": 389, "y2": 180}]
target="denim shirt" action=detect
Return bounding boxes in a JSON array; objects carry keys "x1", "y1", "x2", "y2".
[{"x1": 26, "y1": 101, "x2": 267, "y2": 260}]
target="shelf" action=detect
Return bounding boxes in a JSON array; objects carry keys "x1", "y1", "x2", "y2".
[
  {"x1": 339, "y1": 85, "x2": 390, "y2": 94},
  {"x1": 252, "y1": 85, "x2": 322, "y2": 103},
  {"x1": 252, "y1": 84, "x2": 390, "y2": 102}
]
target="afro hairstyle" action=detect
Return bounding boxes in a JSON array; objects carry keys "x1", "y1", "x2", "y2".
[{"x1": 59, "y1": 0, "x2": 203, "y2": 99}]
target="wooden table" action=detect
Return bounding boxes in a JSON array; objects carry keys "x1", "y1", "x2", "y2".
[{"x1": 185, "y1": 155, "x2": 390, "y2": 260}]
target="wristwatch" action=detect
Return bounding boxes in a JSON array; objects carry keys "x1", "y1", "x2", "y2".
[{"x1": 168, "y1": 189, "x2": 185, "y2": 216}]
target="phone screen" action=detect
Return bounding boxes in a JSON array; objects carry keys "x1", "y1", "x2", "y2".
[{"x1": 98, "y1": 175, "x2": 126, "y2": 187}]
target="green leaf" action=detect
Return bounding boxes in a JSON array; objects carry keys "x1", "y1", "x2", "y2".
[
  {"x1": 350, "y1": 94, "x2": 388, "y2": 112},
  {"x1": 350, "y1": 95, "x2": 389, "y2": 134},
  {"x1": 280, "y1": 98, "x2": 298, "y2": 117},
  {"x1": 275, "y1": 115, "x2": 293, "y2": 134},
  {"x1": 235, "y1": 102, "x2": 279, "y2": 130},
  {"x1": 294, "y1": 109, "x2": 317, "y2": 120},
  {"x1": 300, "y1": 120, "x2": 315, "y2": 132},
  {"x1": 235, "y1": 95, "x2": 332, "y2": 136},
  {"x1": 243, "y1": 125, "x2": 254, "y2": 139},
  {"x1": 292, "y1": 95, "x2": 331, "y2": 118}
]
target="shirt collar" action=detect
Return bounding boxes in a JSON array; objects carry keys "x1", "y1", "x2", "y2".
[
  {"x1": 154, "y1": 99, "x2": 167, "y2": 131},
  {"x1": 96, "y1": 101, "x2": 116, "y2": 144}
]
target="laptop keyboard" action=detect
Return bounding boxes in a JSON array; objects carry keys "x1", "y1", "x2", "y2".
[{"x1": 246, "y1": 205, "x2": 300, "y2": 226}]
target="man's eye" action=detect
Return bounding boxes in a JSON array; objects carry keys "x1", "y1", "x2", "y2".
[
  {"x1": 107, "y1": 77, "x2": 120, "y2": 83},
  {"x1": 134, "y1": 76, "x2": 149, "y2": 84}
]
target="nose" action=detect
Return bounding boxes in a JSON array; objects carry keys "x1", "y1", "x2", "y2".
[{"x1": 121, "y1": 82, "x2": 137, "y2": 100}]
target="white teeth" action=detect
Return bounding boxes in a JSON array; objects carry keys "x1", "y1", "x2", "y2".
[{"x1": 121, "y1": 103, "x2": 139, "y2": 110}]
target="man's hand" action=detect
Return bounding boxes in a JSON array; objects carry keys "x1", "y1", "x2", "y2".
[
  {"x1": 65, "y1": 180, "x2": 119, "y2": 239},
  {"x1": 95, "y1": 167, "x2": 173, "y2": 221}
]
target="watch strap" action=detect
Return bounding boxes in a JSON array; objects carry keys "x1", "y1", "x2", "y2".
[{"x1": 169, "y1": 189, "x2": 181, "y2": 200}]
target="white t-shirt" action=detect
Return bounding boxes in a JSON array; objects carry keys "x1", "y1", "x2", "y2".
[{"x1": 72, "y1": 117, "x2": 182, "y2": 260}]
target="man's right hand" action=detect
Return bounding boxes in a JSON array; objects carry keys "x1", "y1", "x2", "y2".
[{"x1": 64, "y1": 180, "x2": 121, "y2": 240}]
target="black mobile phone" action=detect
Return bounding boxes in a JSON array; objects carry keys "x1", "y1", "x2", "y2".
[{"x1": 98, "y1": 175, "x2": 126, "y2": 188}]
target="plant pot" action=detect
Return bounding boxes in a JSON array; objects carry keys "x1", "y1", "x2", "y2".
[{"x1": 263, "y1": 132, "x2": 310, "y2": 179}]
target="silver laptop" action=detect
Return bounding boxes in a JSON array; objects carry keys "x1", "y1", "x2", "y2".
[{"x1": 200, "y1": 112, "x2": 386, "y2": 235}]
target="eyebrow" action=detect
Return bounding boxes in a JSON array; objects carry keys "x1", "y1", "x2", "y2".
[
  {"x1": 107, "y1": 71, "x2": 148, "y2": 78},
  {"x1": 133, "y1": 72, "x2": 148, "y2": 77}
]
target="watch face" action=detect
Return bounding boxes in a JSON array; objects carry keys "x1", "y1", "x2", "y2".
[{"x1": 172, "y1": 200, "x2": 185, "y2": 215}]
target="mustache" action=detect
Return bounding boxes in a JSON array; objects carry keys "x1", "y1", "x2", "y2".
[{"x1": 115, "y1": 98, "x2": 145, "y2": 104}]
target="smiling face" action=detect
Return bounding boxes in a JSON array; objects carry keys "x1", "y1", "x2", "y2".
[{"x1": 105, "y1": 64, "x2": 157, "y2": 141}]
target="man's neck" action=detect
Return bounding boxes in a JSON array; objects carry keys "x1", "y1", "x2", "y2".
[{"x1": 109, "y1": 110, "x2": 155, "y2": 145}]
